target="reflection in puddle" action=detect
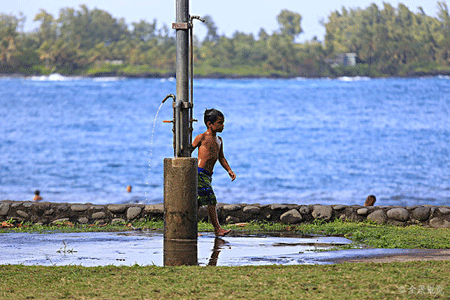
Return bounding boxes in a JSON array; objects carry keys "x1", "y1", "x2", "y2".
[
  {"x1": 164, "y1": 239, "x2": 197, "y2": 266},
  {"x1": 0, "y1": 231, "x2": 403, "y2": 267},
  {"x1": 208, "y1": 238, "x2": 227, "y2": 266}
]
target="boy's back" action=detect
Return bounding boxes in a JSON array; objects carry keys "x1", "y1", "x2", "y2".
[{"x1": 195, "y1": 131, "x2": 222, "y2": 174}]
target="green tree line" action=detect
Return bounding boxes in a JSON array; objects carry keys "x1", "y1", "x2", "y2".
[{"x1": 1, "y1": 2, "x2": 450, "y2": 78}]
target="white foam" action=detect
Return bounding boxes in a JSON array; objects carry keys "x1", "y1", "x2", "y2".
[
  {"x1": 30, "y1": 73, "x2": 72, "y2": 81},
  {"x1": 338, "y1": 76, "x2": 371, "y2": 81},
  {"x1": 92, "y1": 77, "x2": 122, "y2": 82}
]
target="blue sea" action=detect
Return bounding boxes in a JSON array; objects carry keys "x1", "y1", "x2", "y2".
[{"x1": 1, "y1": 75, "x2": 449, "y2": 206}]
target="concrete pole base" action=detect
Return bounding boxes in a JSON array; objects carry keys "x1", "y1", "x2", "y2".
[{"x1": 163, "y1": 157, "x2": 198, "y2": 241}]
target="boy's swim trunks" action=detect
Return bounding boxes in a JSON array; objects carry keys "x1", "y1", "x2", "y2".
[{"x1": 197, "y1": 167, "x2": 217, "y2": 206}]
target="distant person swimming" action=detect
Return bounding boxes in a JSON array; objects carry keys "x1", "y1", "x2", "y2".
[
  {"x1": 122, "y1": 185, "x2": 144, "y2": 204},
  {"x1": 364, "y1": 195, "x2": 376, "y2": 206},
  {"x1": 33, "y1": 190, "x2": 43, "y2": 202}
]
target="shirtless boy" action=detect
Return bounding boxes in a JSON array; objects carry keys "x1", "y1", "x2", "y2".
[{"x1": 192, "y1": 108, "x2": 236, "y2": 236}]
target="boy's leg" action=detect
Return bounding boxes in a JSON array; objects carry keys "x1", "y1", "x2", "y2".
[{"x1": 207, "y1": 205, "x2": 231, "y2": 236}]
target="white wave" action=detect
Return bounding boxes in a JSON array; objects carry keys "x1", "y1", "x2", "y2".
[
  {"x1": 160, "y1": 77, "x2": 176, "y2": 83},
  {"x1": 93, "y1": 77, "x2": 122, "y2": 82},
  {"x1": 338, "y1": 76, "x2": 371, "y2": 81},
  {"x1": 30, "y1": 73, "x2": 74, "y2": 81}
]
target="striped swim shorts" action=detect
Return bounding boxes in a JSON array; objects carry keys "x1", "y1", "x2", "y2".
[{"x1": 197, "y1": 167, "x2": 217, "y2": 206}]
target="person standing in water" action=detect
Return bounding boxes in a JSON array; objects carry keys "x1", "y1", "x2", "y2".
[
  {"x1": 33, "y1": 190, "x2": 43, "y2": 202},
  {"x1": 192, "y1": 108, "x2": 236, "y2": 236},
  {"x1": 364, "y1": 195, "x2": 376, "y2": 206}
]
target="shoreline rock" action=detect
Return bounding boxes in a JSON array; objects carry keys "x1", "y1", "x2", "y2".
[{"x1": 1, "y1": 200, "x2": 450, "y2": 229}]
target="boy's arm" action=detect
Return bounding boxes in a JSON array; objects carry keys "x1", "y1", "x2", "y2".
[
  {"x1": 191, "y1": 134, "x2": 202, "y2": 154},
  {"x1": 218, "y1": 137, "x2": 236, "y2": 181}
]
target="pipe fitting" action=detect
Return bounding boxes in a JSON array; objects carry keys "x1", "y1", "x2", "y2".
[{"x1": 162, "y1": 94, "x2": 176, "y2": 103}]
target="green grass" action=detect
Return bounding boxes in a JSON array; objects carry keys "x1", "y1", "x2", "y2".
[
  {"x1": 0, "y1": 262, "x2": 448, "y2": 299},
  {"x1": 0, "y1": 218, "x2": 163, "y2": 234}
]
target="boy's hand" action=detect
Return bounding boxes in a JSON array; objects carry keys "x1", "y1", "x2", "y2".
[{"x1": 228, "y1": 170, "x2": 236, "y2": 181}]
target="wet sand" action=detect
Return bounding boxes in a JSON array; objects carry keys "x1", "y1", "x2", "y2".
[{"x1": 331, "y1": 249, "x2": 450, "y2": 264}]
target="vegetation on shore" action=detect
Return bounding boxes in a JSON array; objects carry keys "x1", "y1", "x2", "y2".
[{"x1": 2, "y1": 2, "x2": 450, "y2": 78}]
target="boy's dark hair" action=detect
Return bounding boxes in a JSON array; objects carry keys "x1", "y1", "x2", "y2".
[{"x1": 204, "y1": 108, "x2": 224, "y2": 125}]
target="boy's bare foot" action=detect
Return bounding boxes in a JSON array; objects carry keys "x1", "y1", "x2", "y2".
[{"x1": 215, "y1": 228, "x2": 231, "y2": 236}]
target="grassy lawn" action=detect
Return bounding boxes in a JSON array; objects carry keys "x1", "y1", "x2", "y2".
[
  {"x1": 0, "y1": 262, "x2": 448, "y2": 299},
  {"x1": 1, "y1": 219, "x2": 449, "y2": 299}
]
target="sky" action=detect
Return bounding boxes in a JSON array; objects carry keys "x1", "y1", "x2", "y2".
[{"x1": 3, "y1": 0, "x2": 447, "y2": 41}]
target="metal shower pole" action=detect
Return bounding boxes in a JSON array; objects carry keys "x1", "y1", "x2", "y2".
[
  {"x1": 163, "y1": 0, "x2": 198, "y2": 266},
  {"x1": 174, "y1": 0, "x2": 191, "y2": 157}
]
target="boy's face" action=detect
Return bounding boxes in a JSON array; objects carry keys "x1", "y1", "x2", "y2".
[{"x1": 208, "y1": 117, "x2": 224, "y2": 133}]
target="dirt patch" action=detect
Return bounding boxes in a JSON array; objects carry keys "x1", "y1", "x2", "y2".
[{"x1": 333, "y1": 249, "x2": 450, "y2": 264}]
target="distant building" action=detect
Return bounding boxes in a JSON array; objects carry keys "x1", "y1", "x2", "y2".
[{"x1": 326, "y1": 53, "x2": 358, "y2": 67}]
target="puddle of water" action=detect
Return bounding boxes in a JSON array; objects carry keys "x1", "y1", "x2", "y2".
[{"x1": 0, "y1": 231, "x2": 410, "y2": 267}]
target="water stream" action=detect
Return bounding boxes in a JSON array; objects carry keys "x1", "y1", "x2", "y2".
[{"x1": 145, "y1": 101, "x2": 166, "y2": 201}]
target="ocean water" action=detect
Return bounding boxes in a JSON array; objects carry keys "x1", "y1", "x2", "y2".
[{"x1": 1, "y1": 75, "x2": 449, "y2": 206}]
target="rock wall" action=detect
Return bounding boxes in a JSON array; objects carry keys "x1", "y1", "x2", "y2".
[{"x1": 1, "y1": 200, "x2": 450, "y2": 228}]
